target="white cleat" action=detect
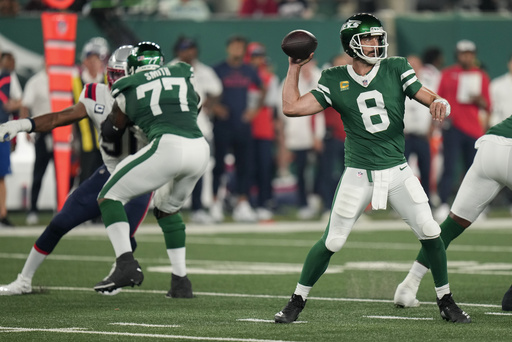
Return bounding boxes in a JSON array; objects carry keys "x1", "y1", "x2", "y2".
[
  {"x1": 394, "y1": 281, "x2": 420, "y2": 308},
  {"x1": 0, "y1": 274, "x2": 32, "y2": 295}
]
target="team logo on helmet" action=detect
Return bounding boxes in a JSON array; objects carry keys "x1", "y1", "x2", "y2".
[{"x1": 341, "y1": 20, "x2": 361, "y2": 30}]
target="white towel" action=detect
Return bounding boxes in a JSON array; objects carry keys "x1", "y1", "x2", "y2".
[{"x1": 371, "y1": 169, "x2": 390, "y2": 210}]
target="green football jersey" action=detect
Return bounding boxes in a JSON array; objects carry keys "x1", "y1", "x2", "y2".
[
  {"x1": 111, "y1": 62, "x2": 202, "y2": 141},
  {"x1": 486, "y1": 115, "x2": 512, "y2": 138},
  {"x1": 311, "y1": 57, "x2": 422, "y2": 170}
]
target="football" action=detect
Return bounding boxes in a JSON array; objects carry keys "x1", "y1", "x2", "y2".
[{"x1": 281, "y1": 29, "x2": 318, "y2": 60}]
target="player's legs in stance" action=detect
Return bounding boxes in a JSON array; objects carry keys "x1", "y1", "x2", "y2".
[
  {"x1": 275, "y1": 167, "x2": 372, "y2": 323},
  {"x1": 395, "y1": 141, "x2": 512, "y2": 311},
  {"x1": 94, "y1": 134, "x2": 209, "y2": 294},
  {"x1": 0, "y1": 165, "x2": 151, "y2": 295},
  {"x1": 389, "y1": 164, "x2": 470, "y2": 323}
]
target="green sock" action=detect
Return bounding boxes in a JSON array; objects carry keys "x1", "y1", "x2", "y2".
[
  {"x1": 298, "y1": 239, "x2": 334, "y2": 287},
  {"x1": 420, "y1": 237, "x2": 448, "y2": 287},
  {"x1": 99, "y1": 199, "x2": 128, "y2": 227},
  {"x1": 158, "y1": 213, "x2": 186, "y2": 249},
  {"x1": 416, "y1": 216, "x2": 466, "y2": 267}
]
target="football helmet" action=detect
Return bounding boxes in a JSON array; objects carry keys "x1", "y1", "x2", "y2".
[
  {"x1": 127, "y1": 41, "x2": 164, "y2": 75},
  {"x1": 340, "y1": 13, "x2": 388, "y2": 64},
  {"x1": 106, "y1": 45, "x2": 133, "y2": 88}
]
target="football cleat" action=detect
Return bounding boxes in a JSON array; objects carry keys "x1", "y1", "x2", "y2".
[
  {"x1": 394, "y1": 281, "x2": 420, "y2": 308},
  {"x1": 502, "y1": 284, "x2": 512, "y2": 311},
  {"x1": 166, "y1": 274, "x2": 193, "y2": 298},
  {"x1": 0, "y1": 274, "x2": 32, "y2": 296},
  {"x1": 94, "y1": 252, "x2": 143, "y2": 293},
  {"x1": 436, "y1": 293, "x2": 471, "y2": 323},
  {"x1": 98, "y1": 263, "x2": 122, "y2": 296},
  {"x1": 274, "y1": 294, "x2": 306, "y2": 323}
]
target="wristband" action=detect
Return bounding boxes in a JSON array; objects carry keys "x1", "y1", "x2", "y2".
[{"x1": 433, "y1": 98, "x2": 451, "y2": 117}]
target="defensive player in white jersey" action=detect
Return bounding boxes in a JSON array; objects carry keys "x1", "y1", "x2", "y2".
[
  {"x1": 0, "y1": 46, "x2": 153, "y2": 296},
  {"x1": 93, "y1": 42, "x2": 209, "y2": 296},
  {"x1": 395, "y1": 115, "x2": 512, "y2": 311},
  {"x1": 273, "y1": 13, "x2": 471, "y2": 324}
]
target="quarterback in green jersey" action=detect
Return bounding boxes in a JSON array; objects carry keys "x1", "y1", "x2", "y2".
[
  {"x1": 396, "y1": 115, "x2": 512, "y2": 311},
  {"x1": 274, "y1": 13, "x2": 471, "y2": 324},
  {"x1": 93, "y1": 42, "x2": 210, "y2": 297}
]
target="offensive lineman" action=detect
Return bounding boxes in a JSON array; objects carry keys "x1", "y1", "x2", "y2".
[
  {"x1": 93, "y1": 42, "x2": 209, "y2": 295},
  {"x1": 0, "y1": 46, "x2": 152, "y2": 296},
  {"x1": 394, "y1": 114, "x2": 512, "y2": 311},
  {"x1": 273, "y1": 13, "x2": 471, "y2": 323}
]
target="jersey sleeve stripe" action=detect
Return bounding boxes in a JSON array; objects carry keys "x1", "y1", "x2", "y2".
[
  {"x1": 91, "y1": 83, "x2": 97, "y2": 101},
  {"x1": 402, "y1": 76, "x2": 418, "y2": 91},
  {"x1": 400, "y1": 69, "x2": 415, "y2": 80},
  {"x1": 315, "y1": 86, "x2": 332, "y2": 106},
  {"x1": 84, "y1": 83, "x2": 98, "y2": 101},
  {"x1": 318, "y1": 83, "x2": 331, "y2": 94}
]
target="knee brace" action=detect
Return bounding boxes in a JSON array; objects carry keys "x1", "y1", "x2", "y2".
[
  {"x1": 158, "y1": 212, "x2": 186, "y2": 249},
  {"x1": 421, "y1": 219, "x2": 441, "y2": 239},
  {"x1": 324, "y1": 225, "x2": 351, "y2": 252}
]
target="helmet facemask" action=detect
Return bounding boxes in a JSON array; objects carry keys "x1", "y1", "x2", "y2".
[
  {"x1": 349, "y1": 30, "x2": 388, "y2": 65},
  {"x1": 106, "y1": 45, "x2": 133, "y2": 89}
]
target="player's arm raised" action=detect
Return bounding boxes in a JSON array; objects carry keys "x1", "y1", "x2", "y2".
[
  {"x1": 412, "y1": 86, "x2": 451, "y2": 122},
  {"x1": 282, "y1": 53, "x2": 324, "y2": 117},
  {"x1": 0, "y1": 103, "x2": 88, "y2": 142}
]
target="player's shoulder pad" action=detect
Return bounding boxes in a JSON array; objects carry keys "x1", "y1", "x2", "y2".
[
  {"x1": 169, "y1": 61, "x2": 194, "y2": 77},
  {"x1": 110, "y1": 75, "x2": 132, "y2": 98}
]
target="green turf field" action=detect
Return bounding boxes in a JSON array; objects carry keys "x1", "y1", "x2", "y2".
[{"x1": 0, "y1": 218, "x2": 511, "y2": 341}]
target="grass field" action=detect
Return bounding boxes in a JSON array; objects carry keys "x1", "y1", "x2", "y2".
[{"x1": 0, "y1": 216, "x2": 511, "y2": 341}]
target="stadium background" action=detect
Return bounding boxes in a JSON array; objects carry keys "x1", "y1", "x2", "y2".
[{"x1": 2, "y1": 10, "x2": 512, "y2": 210}]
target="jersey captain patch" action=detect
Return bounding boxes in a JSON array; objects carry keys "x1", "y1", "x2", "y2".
[{"x1": 94, "y1": 103, "x2": 105, "y2": 114}]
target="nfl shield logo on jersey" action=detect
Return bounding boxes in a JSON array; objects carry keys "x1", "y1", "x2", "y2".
[{"x1": 357, "y1": 171, "x2": 364, "y2": 178}]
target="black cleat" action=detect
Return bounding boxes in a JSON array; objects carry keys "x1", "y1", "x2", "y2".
[
  {"x1": 166, "y1": 274, "x2": 193, "y2": 298},
  {"x1": 274, "y1": 294, "x2": 306, "y2": 323},
  {"x1": 436, "y1": 293, "x2": 471, "y2": 323},
  {"x1": 94, "y1": 252, "x2": 143, "y2": 293},
  {"x1": 502, "y1": 285, "x2": 512, "y2": 311}
]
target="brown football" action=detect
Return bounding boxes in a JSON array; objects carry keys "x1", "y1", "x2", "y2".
[{"x1": 281, "y1": 29, "x2": 318, "y2": 60}]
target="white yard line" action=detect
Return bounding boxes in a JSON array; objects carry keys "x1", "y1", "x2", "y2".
[
  {"x1": 363, "y1": 315, "x2": 433, "y2": 320},
  {"x1": 1, "y1": 218, "x2": 510, "y2": 237},
  {"x1": 41, "y1": 286, "x2": 503, "y2": 309},
  {"x1": 110, "y1": 322, "x2": 181, "y2": 328},
  {"x1": 0, "y1": 326, "x2": 299, "y2": 342}
]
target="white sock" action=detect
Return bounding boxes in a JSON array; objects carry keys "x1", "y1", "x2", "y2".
[
  {"x1": 20, "y1": 247, "x2": 47, "y2": 281},
  {"x1": 167, "y1": 247, "x2": 186, "y2": 277},
  {"x1": 294, "y1": 283, "x2": 312, "y2": 300},
  {"x1": 106, "y1": 222, "x2": 132, "y2": 258},
  {"x1": 403, "y1": 261, "x2": 429, "y2": 288},
  {"x1": 435, "y1": 284, "x2": 451, "y2": 299}
]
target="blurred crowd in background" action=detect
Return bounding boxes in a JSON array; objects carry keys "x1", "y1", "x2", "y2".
[
  {"x1": 2, "y1": 0, "x2": 512, "y2": 227},
  {"x1": 2, "y1": 0, "x2": 512, "y2": 18}
]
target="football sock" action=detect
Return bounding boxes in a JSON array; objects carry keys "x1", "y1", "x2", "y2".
[
  {"x1": 158, "y1": 213, "x2": 186, "y2": 249},
  {"x1": 416, "y1": 216, "x2": 466, "y2": 268},
  {"x1": 106, "y1": 222, "x2": 132, "y2": 258},
  {"x1": 100, "y1": 199, "x2": 132, "y2": 258},
  {"x1": 420, "y1": 237, "x2": 448, "y2": 288},
  {"x1": 20, "y1": 247, "x2": 47, "y2": 281},
  {"x1": 403, "y1": 261, "x2": 429, "y2": 289},
  {"x1": 294, "y1": 283, "x2": 312, "y2": 300},
  {"x1": 435, "y1": 284, "x2": 451, "y2": 299},
  {"x1": 299, "y1": 239, "x2": 334, "y2": 287},
  {"x1": 167, "y1": 247, "x2": 187, "y2": 277}
]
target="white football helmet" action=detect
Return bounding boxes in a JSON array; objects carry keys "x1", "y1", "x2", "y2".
[{"x1": 107, "y1": 45, "x2": 133, "y2": 88}]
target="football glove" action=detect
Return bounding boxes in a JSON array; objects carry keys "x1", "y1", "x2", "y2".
[{"x1": 0, "y1": 119, "x2": 34, "y2": 142}]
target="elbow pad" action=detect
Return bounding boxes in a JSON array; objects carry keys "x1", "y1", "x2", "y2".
[{"x1": 100, "y1": 118, "x2": 126, "y2": 157}]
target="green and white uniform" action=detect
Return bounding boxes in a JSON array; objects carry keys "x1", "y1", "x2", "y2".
[
  {"x1": 451, "y1": 115, "x2": 512, "y2": 222},
  {"x1": 99, "y1": 62, "x2": 209, "y2": 213},
  {"x1": 310, "y1": 57, "x2": 439, "y2": 251}
]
